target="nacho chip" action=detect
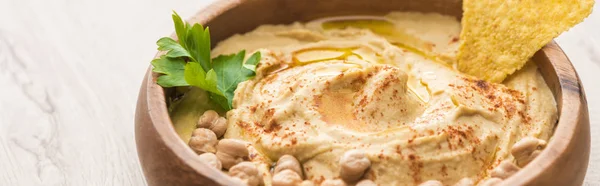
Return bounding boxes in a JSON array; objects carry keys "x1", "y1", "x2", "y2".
[{"x1": 458, "y1": 0, "x2": 594, "y2": 83}]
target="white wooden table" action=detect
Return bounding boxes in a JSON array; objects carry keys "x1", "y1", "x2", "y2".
[{"x1": 0, "y1": 0, "x2": 598, "y2": 185}]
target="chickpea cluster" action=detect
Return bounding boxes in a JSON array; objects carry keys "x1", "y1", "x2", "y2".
[
  {"x1": 188, "y1": 110, "x2": 379, "y2": 186},
  {"x1": 189, "y1": 110, "x2": 547, "y2": 186},
  {"x1": 189, "y1": 110, "x2": 259, "y2": 185}
]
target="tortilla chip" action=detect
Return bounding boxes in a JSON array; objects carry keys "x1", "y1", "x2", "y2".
[{"x1": 458, "y1": 0, "x2": 594, "y2": 83}]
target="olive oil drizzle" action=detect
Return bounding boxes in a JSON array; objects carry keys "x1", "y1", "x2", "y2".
[
  {"x1": 406, "y1": 78, "x2": 433, "y2": 104},
  {"x1": 322, "y1": 18, "x2": 397, "y2": 35},
  {"x1": 321, "y1": 16, "x2": 443, "y2": 64},
  {"x1": 291, "y1": 47, "x2": 363, "y2": 65},
  {"x1": 392, "y1": 42, "x2": 440, "y2": 62}
]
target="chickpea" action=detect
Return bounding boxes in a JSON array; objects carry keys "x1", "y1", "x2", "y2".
[
  {"x1": 339, "y1": 150, "x2": 371, "y2": 183},
  {"x1": 229, "y1": 162, "x2": 261, "y2": 186},
  {"x1": 274, "y1": 155, "x2": 303, "y2": 178},
  {"x1": 478, "y1": 178, "x2": 502, "y2": 186},
  {"x1": 216, "y1": 139, "x2": 249, "y2": 169},
  {"x1": 197, "y1": 110, "x2": 219, "y2": 127},
  {"x1": 210, "y1": 117, "x2": 228, "y2": 137},
  {"x1": 453, "y1": 178, "x2": 474, "y2": 186},
  {"x1": 320, "y1": 179, "x2": 347, "y2": 186},
  {"x1": 230, "y1": 177, "x2": 248, "y2": 185},
  {"x1": 511, "y1": 137, "x2": 546, "y2": 167},
  {"x1": 299, "y1": 180, "x2": 315, "y2": 186},
  {"x1": 355, "y1": 179, "x2": 377, "y2": 186},
  {"x1": 188, "y1": 128, "x2": 217, "y2": 154},
  {"x1": 197, "y1": 110, "x2": 228, "y2": 137},
  {"x1": 218, "y1": 139, "x2": 249, "y2": 156},
  {"x1": 418, "y1": 180, "x2": 443, "y2": 186},
  {"x1": 490, "y1": 160, "x2": 520, "y2": 179},
  {"x1": 198, "y1": 152, "x2": 222, "y2": 170},
  {"x1": 522, "y1": 150, "x2": 542, "y2": 166},
  {"x1": 216, "y1": 152, "x2": 241, "y2": 170},
  {"x1": 272, "y1": 169, "x2": 303, "y2": 186}
]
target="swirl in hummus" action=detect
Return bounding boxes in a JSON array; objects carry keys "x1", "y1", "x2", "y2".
[{"x1": 180, "y1": 12, "x2": 558, "y2": 185}]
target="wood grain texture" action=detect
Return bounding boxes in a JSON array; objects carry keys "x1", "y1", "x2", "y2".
[{"x1": 0, "y1": 0, "x2": 599, "y2": 185}]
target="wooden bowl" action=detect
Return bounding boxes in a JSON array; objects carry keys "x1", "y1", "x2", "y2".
[{"x1": 134, "y1": 0, "x2": 590, "y2": 185}]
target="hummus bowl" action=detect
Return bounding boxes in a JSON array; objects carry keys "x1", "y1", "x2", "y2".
[{"x1": 134, "y1": 0, "x2": 590, "y2": 185}]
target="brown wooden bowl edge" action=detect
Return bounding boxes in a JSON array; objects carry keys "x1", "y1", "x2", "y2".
[{"x1": 134, "y1": 0, "x2": 591, "y2": 185}]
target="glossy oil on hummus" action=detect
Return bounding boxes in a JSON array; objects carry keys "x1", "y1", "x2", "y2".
[{"x1": 202, "y1": 12, "x2": 557, "y2": 185}]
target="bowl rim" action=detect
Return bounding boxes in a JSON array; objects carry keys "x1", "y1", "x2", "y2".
[{"x1": 141, "y1": 0, "x2": 589, "y2": 185}]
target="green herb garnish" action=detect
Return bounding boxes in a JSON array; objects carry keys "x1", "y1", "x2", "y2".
[{"x1": 151, "y1": 12, "x2": 261, "y2": 110}]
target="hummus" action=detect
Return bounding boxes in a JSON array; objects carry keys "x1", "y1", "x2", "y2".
[{"x1": 212, "y1": 12, "x2": 557, "y2": 185}]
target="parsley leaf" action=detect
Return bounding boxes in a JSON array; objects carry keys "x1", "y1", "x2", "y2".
[
  {"x1": 209, "y1": 92, "x2": 230, "y2": 111},
  {"x1": 213, "y1": 51, "x2": 261, "y2": 109},
  {"x1": 186, "y1": 24, "x2": 212, "y2": 72},
  {"x1": 171, "y1": 11, "x2": 211, "y2": 70},
  {"x1": 157, "y1": 37, "x2": 190, "y2": 58},
  {"x1": 244, "y1": 51, "x2": 261, "y2": 71},
  {"x1": 152, "y1": 11, "x2": 261, "y2": 110},
  {"x1": 151, "y1": 56, "x2": 188, "y2": 87},
  {"x1": 172, "y1": 12, "x2": 188, "y2": 48},
  {"x1": 184, "y1": 62, "x2": 220, "y2": 95}
]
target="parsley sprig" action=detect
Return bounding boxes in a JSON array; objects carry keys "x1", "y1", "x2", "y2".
[{"x1": 151, "y1": 12, "x2": 261, "y2": 110}]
